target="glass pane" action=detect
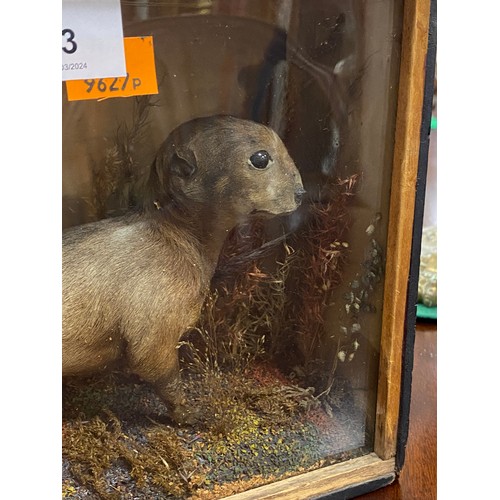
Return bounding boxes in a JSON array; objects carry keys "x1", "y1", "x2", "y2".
[{"x1": 62, "y1": 1, "x2": 404, "y2": 497}]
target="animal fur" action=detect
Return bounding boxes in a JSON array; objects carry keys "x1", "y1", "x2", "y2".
[{"x1": 62, "y1": 115, "x2": 304, "y2": 423}]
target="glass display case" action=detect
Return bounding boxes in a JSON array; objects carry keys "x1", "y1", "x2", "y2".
[{"x1": 62, "y1": 1, "x2": 435, "y2": 498}]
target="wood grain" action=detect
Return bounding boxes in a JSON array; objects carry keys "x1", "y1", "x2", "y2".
[
  {"x1": 374, "y1": 0, "x2": 431, "y2": 460},
  {"x1": 227, "y1": 2, "x2": 434, "y2": 497},
  {"x1": 357, "y1": 322, "x2": 437, "y2": 499},
  {"x1": 225, "y1": 323, "x2": 437, "y2": 500},
  {"x1": 227, "y1": 454, "x2": 395, "y2": 500}
]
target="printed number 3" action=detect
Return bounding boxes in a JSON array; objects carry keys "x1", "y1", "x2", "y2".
[{"x1": 62, "y1": 29, "x2": 77, "y2": 54}]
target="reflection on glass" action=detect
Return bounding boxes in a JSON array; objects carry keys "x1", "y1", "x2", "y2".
[{"x1": 62, "y1": 1, "x2": 403, "y2": 497}]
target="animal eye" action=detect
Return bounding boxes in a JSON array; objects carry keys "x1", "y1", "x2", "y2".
[{"x1": 249, "y1": 150, "x2": 272, "y2": 169}]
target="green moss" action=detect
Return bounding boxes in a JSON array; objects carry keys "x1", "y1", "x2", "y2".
[
  {"x1": 62, "y1": 367, "x2": 325, "y2": 498},
  {"x1": 63, "y1": 409, "x2": 201, "y2": 498}
]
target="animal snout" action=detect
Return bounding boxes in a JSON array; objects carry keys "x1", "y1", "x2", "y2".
[{"x1": 294, "y1": 187, "x2": 307, "y2": 206}]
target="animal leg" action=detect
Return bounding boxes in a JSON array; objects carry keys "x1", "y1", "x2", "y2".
[{"x1": 127, "y1": 341, "x2": 198, "y2": 425}]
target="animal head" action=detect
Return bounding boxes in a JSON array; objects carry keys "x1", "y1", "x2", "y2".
[{"x1": 147, "y1": 116, "x2": 304, "y2": 222}]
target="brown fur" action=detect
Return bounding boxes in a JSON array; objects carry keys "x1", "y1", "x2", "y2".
[{"x1": 62, "y1": 115, "x2": 304, "y2": 423}]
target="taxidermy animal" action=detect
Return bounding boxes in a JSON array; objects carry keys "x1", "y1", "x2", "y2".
[{"x1": 62, "y1": 115, "x2": 305, "y2": 424}]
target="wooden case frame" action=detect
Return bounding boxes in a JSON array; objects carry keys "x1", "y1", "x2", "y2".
[
  {"x1": 223, "y1": 1, "x2": 436, "y2": 498},
  {"x1": 61, "y1": 0, "x2": 436, "y2": 497}
]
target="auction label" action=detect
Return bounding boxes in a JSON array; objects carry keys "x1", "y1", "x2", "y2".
[
  {"x1": 66, "y1": 37, "x2": 159, "y2": 101},
  {"x1": 62, "y1": 0, "x2": 126, "y2": 81}
]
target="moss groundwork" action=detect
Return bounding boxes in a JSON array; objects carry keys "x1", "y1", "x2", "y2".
[{"x1": 62, "y1": 360, "x2": 367, "y2": 499}]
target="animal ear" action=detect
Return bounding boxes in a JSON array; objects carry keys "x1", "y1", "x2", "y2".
[{"x1": 170, "y1": 148, "x2": 197, "y2": 178}]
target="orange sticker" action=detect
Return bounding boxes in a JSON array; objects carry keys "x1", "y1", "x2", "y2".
[{"x1": 66, "y1": 36, "x2": 158, "y2": 101}]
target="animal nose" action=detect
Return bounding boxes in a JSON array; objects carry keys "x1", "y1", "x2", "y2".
[{"x1": 294, "y1": 187, "x2": 306, "y2": 205}]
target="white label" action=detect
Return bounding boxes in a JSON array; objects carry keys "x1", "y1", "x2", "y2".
[{"x1": 62, "y1": 0, "x2": 126, "y2": 81}]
